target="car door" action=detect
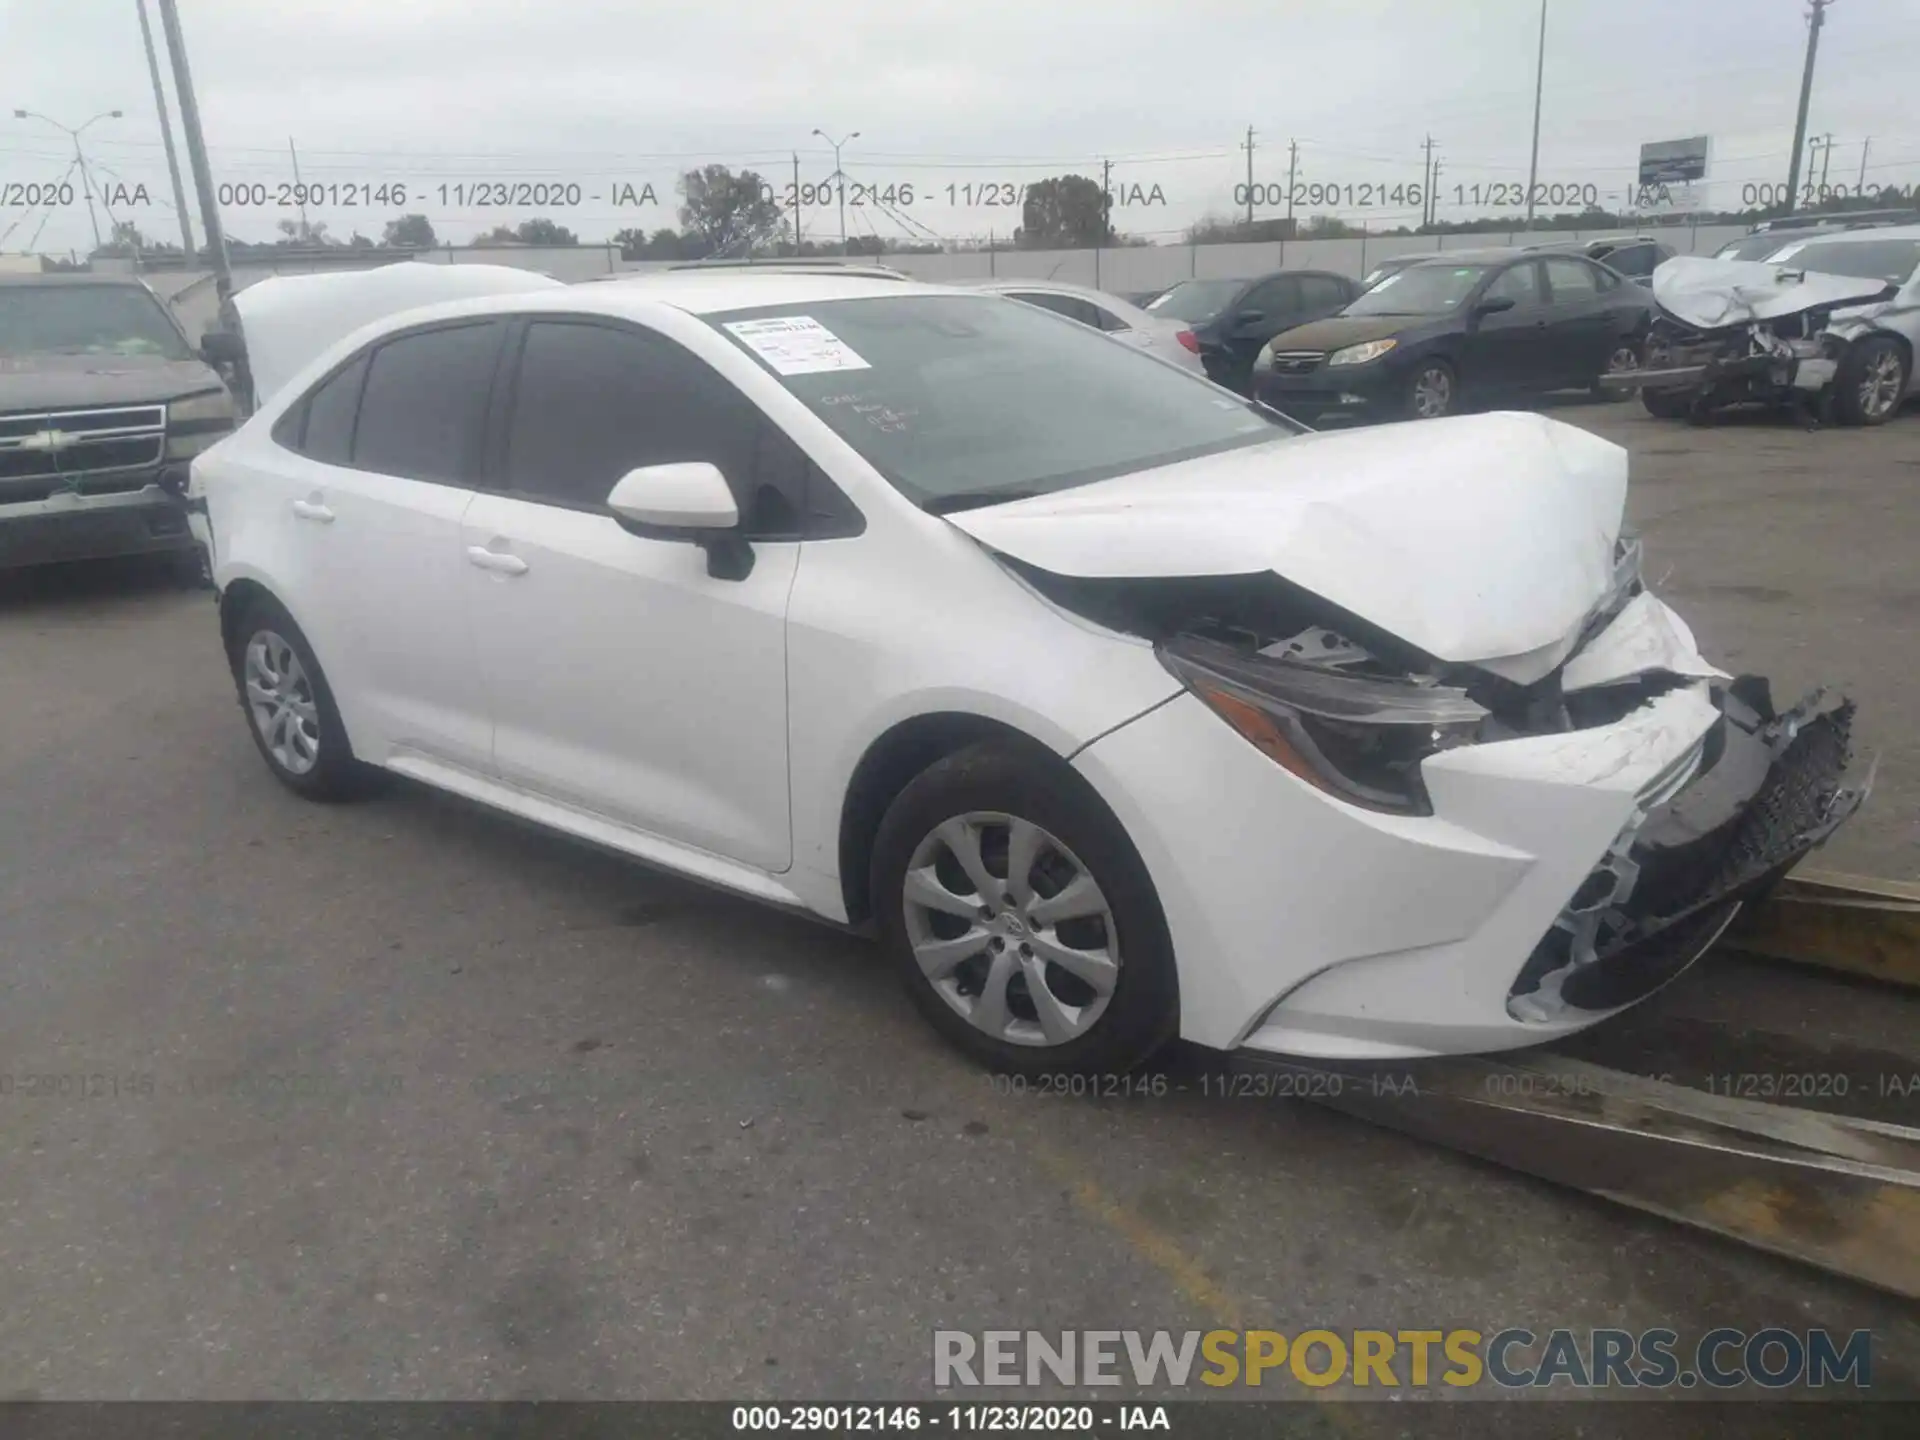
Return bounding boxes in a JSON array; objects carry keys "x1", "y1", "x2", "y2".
[
  {"x1": 267, "y1": 320, "x2": 504, "y2": 773},
  {"x1": 1539, "y1": 257, "x2": 1616, "y2": 385},
  {"x1": 1458, "y1": 260, "x2": 1551, "y2": 394},
  {"x1": 1217, "y1": 274, "x2": 1302, "y2": 385},
  {"x1": 460, "y1": 317, "x2": 802, "y2": 872}
]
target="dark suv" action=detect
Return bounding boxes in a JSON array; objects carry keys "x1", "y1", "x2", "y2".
[
  {"x1": 1143, "y1": 269, "x2": 1358, "y2": 392},
  {"x1": 0, "y1": 274, "x2": 236, "y2": 573}
]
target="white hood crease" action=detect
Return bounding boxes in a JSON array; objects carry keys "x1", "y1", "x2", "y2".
[
  {"x1": 233, "y1": 261, "x2": 565, "y2": 406},
  {"x1": 946, "y1": 411, "x2": 1629, "y2": 673},
  {"x1": 1650, "y1": 255, "x2": 1893, "y2": 331}
]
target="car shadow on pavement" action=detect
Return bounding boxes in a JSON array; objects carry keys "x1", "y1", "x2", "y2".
[{"x1": 0, "y1": 553, "x2": 206, "y2": 613}]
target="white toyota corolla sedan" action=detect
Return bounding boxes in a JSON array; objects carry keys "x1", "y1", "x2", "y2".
[{"x1": 189, "y1": 262, "x2": 1863, "y2": 1075}]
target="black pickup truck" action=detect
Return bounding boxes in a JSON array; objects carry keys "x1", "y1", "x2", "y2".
[{"x1": 1, "y1": 273, "x2": 238, "y2": 574}]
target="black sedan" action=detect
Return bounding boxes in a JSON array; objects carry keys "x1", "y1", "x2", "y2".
[
  {"x1": 1251, "y1": 252, "x2": 1650, "y2": 424},
  {"x1": 1143, "y1": 269, "x2": 1358, "y2": 393}
]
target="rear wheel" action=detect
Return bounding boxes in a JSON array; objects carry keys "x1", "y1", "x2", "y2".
[
  {"x1": 1833, "y1": 337, "x2": 1908, "y2": 427},
  {"x1": 871, "y1": 741, "x2": 1178, "y2": 1076},
  {"x1": 229, "y1": 596, "x2": 371, "y2": 801},
  {"x1": 1593, "y1": 340, "x2": 1642, "y2": 398},
  {"x1": 1405, "y1": 359, "x2": 1456, "y2": 419}
]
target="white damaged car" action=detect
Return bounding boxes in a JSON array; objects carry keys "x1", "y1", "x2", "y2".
[{"x1": 189, "y1": 263, "x2": 1865, "y2": 1073}]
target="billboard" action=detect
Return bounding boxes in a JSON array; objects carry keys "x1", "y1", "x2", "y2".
[{"x1": 1638, "y1": 136, "x2": 1711, "y2": 185}]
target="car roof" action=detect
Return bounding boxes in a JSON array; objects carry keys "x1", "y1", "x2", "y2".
[{"x1": 1395, "y1": 247, "x2": 1531, "y2": 266}]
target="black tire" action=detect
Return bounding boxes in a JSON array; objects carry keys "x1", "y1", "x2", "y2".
[
  {"x1": 1404, "y1": 358, "x2": 1456, "y2": 419},
  {"x1": 1592, "y1": 339, "x2": 1643, "y2": 398},
  {"x1": 227, "y1": 594, "x2": 372, "y2": 802},
  {"x1": 1641, "y1": 386, "x2": 1692, "y2": 420},
  {"x1": 871, "y1": 740, "x2": 1179, "y2": 1077},
  {"x1": 1832, "y1": 336, "x2": 1908, "y2": 427}
]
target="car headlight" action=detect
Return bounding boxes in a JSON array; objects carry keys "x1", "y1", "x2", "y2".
[
  {"x1": 1156, "y1": 634, "x2": 1486, "y2": 814},
  {"x1": 167, "y1": 389, "x2": 236, "y2": 459},
  {"x1": 1327, "y1": 339, "x2": 1397, "y2": 367}
]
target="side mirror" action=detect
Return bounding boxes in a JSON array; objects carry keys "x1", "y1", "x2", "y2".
[
  {"x1": 1234, "y1": 309, "x2": 1266, "y2": 327},
  {"x1": 199, "y1": 329, "x2": 244, "y2": 366},
  {"x1": 606, "y1": 461, "x2": 753, "y2": 580},
  {"x1": 1472, "y1": 295, "x2": 1517, "y2": 318}
]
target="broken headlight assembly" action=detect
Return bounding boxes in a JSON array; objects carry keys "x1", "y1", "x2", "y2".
[{"x1": 1156, "y1": 634, "x2": 1488, "y2": 814}]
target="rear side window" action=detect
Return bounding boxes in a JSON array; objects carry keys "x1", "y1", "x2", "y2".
[
  {"x1": 351, "y1": 322, "x2": 504, "y2": 483},
  {"x1": 1544, "y1": 257, "x2": 1602, "y2": 300},
  {"x1": 299, "y1": 355, "x2": 367, "y2": 465},
  {"x1": 1240, "y1": 275, "x2": 1300, "y2": 317},
  {"x1": 500, "y1": 319, "x2": 844, "y2": 538},
  {"x1": 1299, "y1": 274, "x2": 1350, "y2": 311}
]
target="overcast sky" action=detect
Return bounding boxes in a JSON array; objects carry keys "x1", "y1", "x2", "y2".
[{"x1": 4, "y1": 0, "x2": 1918, "y2": 255}]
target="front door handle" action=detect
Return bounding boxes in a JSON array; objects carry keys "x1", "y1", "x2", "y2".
[
  {"x1": 467, "y1": 545, "x2": 529, "y2": 576},
  {"x1": 291, "y1": 498, "x2": 335, "y2": 523}
]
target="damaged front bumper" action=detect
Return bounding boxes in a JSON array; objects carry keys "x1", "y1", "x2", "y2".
[
  {"x1": 1506, "y1": 684, "x2": 1866, "y2": 1023},
  {"x1": 1070, "y1": 594, "x2": 1865, "y2": 1061}
]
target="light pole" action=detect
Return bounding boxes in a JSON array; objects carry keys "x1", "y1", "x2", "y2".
[
  {"x1": 1523, "y1": 0, "x2": 1547, "y2": 229},
  {"x1": 813, "y1": 128, "x2": 859, "y2": 254},
  {"x1": 14, "y1": 108, "x2": 123, "y2": 253}
]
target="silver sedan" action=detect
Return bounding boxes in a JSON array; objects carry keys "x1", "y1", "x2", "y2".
[{"x1": 966, "y1": 279, "x2": 1208, "y2": 375}]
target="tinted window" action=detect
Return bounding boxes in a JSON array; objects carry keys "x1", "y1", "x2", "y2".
[
  {"x1": 1483, "y1": 263, "x2": 1543, "y2": 305},
  {"x1": 1544, "y1": 258, "x2": 1601, "y2": 300},
  {"x1": 1007, "y1": 292, "x2": 1105, "y2": 329},
  {"x1": 352, "y1": 322, "x2": 503, "y2": 483},
  {"x1": 1599, "y1": 243, "x2": 1655, "y2": 276},
  {"x1": 502, "y1": 320, "x2": 811, "y2": 534},
  {"x1": 299, "y1": 355, "x2": 367, "y2": 465},
  {"x1": 1240, "y1": 276, "x2": 1299, "y2": 317},
  {"x1": 1299, "y1": 274, "x2": 1350, "y2": 311}
]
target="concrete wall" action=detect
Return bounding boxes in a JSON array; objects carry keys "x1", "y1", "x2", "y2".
[{"x1": 130, "y1": 226, "x2": 1747, "y2": 338}]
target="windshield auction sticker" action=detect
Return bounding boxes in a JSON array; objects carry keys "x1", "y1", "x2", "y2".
[{"x1": 723, "y1": 316, "x2": 871, "y2": 375}]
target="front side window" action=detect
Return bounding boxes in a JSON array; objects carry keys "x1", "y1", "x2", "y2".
[
  {"x1": 710, "y1": 294, "x2": 1287, "y2": 510},
  {"x1": 1239, "y1": 276, "x2": 1300, "y2": 318},
  {"x1": 1145, "y1": 279, "x2": 1247, "y2": 323},
  {"x1": 0, "y1": 284, "x2": 192, "y2": 360},
  {"x1": 1483, "y1": 263, "x2": 1544, "y2": 306},
  {"x1": 351, "y1": 322, "x2": 504, "y2": 484},
  {"x1": 501, "y1": 319, "x2": 814, "y2": 534}
]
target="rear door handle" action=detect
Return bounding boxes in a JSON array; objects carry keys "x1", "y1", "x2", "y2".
[
  {"x1": 466, "y1": 545, "x2": 529, "y2": 576},
  {"x1": 291, "y1": 499, "x2": 335, "y2": 523}
]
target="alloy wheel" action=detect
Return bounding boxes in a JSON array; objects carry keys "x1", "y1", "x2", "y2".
[
  {"x1": 1859, "y1": 350, "x2": 1903, "y2": 420},
  {"x1": 901, "y1": 812, "x2": 1120, "y2": 1047},
  {"x1": 1607, "y1": 344, "x2": 1640, "y2": 373},
  {"x1": 1412, "y1": 366, "x2": 1452, "y2": 418},
  {"x1": 243, "y1": 630, "x2": 321, "y2": 776}
]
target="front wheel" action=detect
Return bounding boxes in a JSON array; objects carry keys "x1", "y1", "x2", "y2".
[
  {"x1": 229, "y1": 596, "x2": 372, "y2": 802},
  {"x1": 1405, "y1": 359, "x2": 1456, "y2": 419},
  {"x1": 1833, "y1": 337, "x2": 1908, "y2": 427},
  {"x1": 871, "y1": 742, "x2": 1179, "y2": 1077}
]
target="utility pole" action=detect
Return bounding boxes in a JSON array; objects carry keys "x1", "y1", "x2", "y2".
[
  {"x1": 1782, "y1": 0, "x2": 1830, "y2": 215},
  {"x1": 1816, "y1": 131, "x2": 1835, "y2": 191},
  {"x1": 1431, "y1": 160, "x2": 1446, "y2": 233},
  {"x1": 1097, "y1": 157, "x2": 1111, "y2": 290},
  {"x1": 1241, "y1": 126, "x2": 1256, "y2": 229},
  {"x1": 156, "y1": 0, "x2": 231, "y2": 303},
  {"x1": 136, "y1": 0, "x2": 194, "y2": 259},
  {"x1": 791, "y1": 152, "x2": 802, "y2": 249},
  {"x1": 1523, "y1": 0, "x2": 1548, "y2": 227},
  {"x1": 1283, "y1": 138, "x2": 1300, "y2": 258},
  {"x1": 12, "y1": 109, "x2": 121, "y2": 254},
  {"x1": 1420, "y1": 134, "x2": 1436, "y2": 229},
  {"x1": 288, "y1": 137, "x2": 309, "y2": 242},
  {"x1": 1857, "y1": 136, "x2": 1871, "y2": 189},
  {"x1": 812, "y1": 128, "x2": 859, "y2": 255}
]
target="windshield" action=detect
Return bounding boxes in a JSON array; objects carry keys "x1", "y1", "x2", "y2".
[
  {"x1": 1144, "y1": 279, "x2": 1246, "y2": 322},
  {"x1": 1770, "y1": 237, "x2": 1920, "y2": 287},
  {"x1": 0, "y1": 284, "x2": 192, "y2": 360},
  {"x1": 1359, "y1": 257, "x2": 1422, "y2": 289},
  {"x1": 1342, "y1": 263, "x2": 1490, "y2": 316},
  {"x1": 710, "y1": 295, "x2": 1288, "y2": 508}
]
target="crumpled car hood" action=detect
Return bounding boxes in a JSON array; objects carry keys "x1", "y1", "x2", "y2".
[
  {"x1": 1651, "y1": 255, "x2": 1893, "y2": 330},
  {"x1": 946, "y1": 411, "x2": 1628, "y2": 669},
  {"x1": 233, "y1": 261, "x2": 564, "y2": 406}
]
